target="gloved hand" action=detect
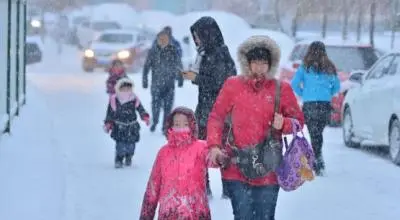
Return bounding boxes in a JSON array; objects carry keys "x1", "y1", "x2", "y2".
[
  {"x1": 142, "y1": 79, "x2": 148, "y2": 89},
  {"x1": 142, "y1": 115, "x2": 150, "y2": 126},
  {"x1": 207, "y1": 146, "x2": 228, "y2": 167},
  {"x1": 103, "y1": 123, "x2": 112, "y2": 133}
]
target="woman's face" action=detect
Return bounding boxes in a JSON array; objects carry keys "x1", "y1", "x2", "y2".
[
  {"x1": 172, "y1": 113, "x2": 189, "y2": 129},
  {"x1": 249, "y1": 60, "x2": 270, "y2": 78},
  {"x1": 193, "y1": 32, "x2": 201, "y2": 46}
]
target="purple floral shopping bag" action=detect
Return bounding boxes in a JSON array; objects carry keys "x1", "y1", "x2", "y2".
[{"x1": 276, "y1": 119, "x2": 315, "y2": 192}]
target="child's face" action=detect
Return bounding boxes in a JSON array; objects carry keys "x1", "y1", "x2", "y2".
[
  {"x1": 119, "y1": 86, "x2": 132, "y2": 92},
  {"x1": 172, "y1": 113, "x2": 189, "y2": 129},
  {"x1": 113, "y1": 62, "x2": 123, "y2": 69}
]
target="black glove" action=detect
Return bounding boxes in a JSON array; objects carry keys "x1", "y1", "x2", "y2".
[
  {"x1": 178, "y1": 80, "x2": 183, "y2": 88},
  {"x1": 142, "y1": 80, "x2": 148, "y2": 89}
]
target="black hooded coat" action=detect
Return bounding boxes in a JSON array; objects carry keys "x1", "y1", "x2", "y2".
[{"x1": 190, "y1": 16, "x2": 237, "y2": 135}]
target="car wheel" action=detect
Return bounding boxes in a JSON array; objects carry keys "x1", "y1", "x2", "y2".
[
  {"x1": 389, "y1": 118, "x2": 400, "y2": 165},
  {"x1": 342, "y1": 107, "x2": 359, "y2": 148}
]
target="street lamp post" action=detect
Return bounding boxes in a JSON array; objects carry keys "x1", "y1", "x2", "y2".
[
  {"x1": 5, "y1": 0, "x2": 12, "y2": 133},
  {"x1": 15, "y1": 0, "x2": 20, "y2": 116},
  {"x1": 22, "y1": 0, "x2": 26, "y2": 105}
]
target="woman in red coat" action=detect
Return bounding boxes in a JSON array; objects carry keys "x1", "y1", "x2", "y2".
[
  {"x1": 207, "y1": 36, "x2": 305, "y2": 220},
  {"x1": 140, "y1": 107, "x2": 218, "y2": 220}
]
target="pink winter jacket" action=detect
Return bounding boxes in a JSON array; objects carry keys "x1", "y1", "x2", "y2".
[{"x1": 140, "y1": 140, "x2": 213, "y2": 220}]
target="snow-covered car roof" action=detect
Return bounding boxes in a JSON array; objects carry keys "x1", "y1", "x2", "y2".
[
  {"x1": 26, "y1": 35, "x2": 44, "y2": 51},
  {"x1": 98, "y1": 29, "x2": 139, "y2": 35}
]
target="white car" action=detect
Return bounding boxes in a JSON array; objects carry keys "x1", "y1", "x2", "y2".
[
  {"x1": 82, "y1": 29, "x2": 155, "y2": 72},
  {"x1": 341, "y1": 52, "x2": 400, "y2": 165},
  {"x1": 76, "y1": 20, "x2": 121, "y2": 49}
]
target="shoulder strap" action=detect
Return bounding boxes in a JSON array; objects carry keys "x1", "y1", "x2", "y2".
[
  {"x1": 273, "y1": 80, "x2": 281, "y2": 114},
  {"x1": 110, "y1": 95, "x2": 117, "y2": 111},
  {"x1": 268, "y1": 80, "x2": 281, "y2": 136}
]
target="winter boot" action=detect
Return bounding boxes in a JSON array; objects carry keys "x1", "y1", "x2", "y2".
[
  {"x1": 221, "y1": 194, "x2": 229, "y2": 199},
  {"x1": 150, "y1": 124, "x2": 156, "y2": 132},
  {"x1": 314, "y1": 155, "x2": 325, "y2": 176},
  {"x1": 124, "y1": 154, "x2": 133, "y2": 166},
  {"x1": 206, "y1": 185, "x2": 213, "y2": 200},
  {"x1": 114, "y1": 155, "x2": 124, "y2": 169}
]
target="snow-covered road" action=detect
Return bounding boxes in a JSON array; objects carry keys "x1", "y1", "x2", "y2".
[{"x1": 0, "y1": 40, "x2": 399, "y2": 220}]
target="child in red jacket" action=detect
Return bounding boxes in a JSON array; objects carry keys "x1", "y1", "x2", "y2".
[
  {"x1": 106, "y1": 60, "x2": 127, "y2": 95},
  {"x1": 140, "y1": 107, "x2": 226, "y2": 220}
]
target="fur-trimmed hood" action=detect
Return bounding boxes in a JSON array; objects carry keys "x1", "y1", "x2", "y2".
[
  {"x1": 114, "y1": 77, "x2": 134, "y2": 94},
  {"x1": 237, "y1": 35, "x2": 281, "y2": 77}
]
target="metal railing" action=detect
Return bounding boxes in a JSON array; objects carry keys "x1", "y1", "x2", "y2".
[{"x1": 1, "y1": 0, "x2": 27, "y2": 134}]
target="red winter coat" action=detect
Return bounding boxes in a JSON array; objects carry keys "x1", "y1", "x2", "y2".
[
  {"x1": 207, "y1": 36, "x2": 304, "y2": 186},
  {"x1": 140, "y1": 139, "x2": 212, "y2": 220}
]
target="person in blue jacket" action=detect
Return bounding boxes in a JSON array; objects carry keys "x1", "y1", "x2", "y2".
[{"x1": 291, "y1": 41, "x2": 340, "y2": 176}]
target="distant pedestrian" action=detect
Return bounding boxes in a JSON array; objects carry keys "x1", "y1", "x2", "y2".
[{"x1": 143, "y1": 30, "x2": 184, "y2": 134}]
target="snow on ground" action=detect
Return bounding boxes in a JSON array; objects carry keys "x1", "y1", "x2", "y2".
[{"x1": 0, "y1": 34, "x2": 400, "y2": 220}]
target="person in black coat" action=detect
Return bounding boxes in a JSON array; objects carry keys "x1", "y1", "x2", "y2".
[
  {"x1": 182, "y1": 16, "x2": 237, "y2": 199},
  {"x1": 150, "y1": 26, "x2": 183, "y2": 59},
  {"x1": 143, "y1": 30, "x2": 184, "y2": 133}
]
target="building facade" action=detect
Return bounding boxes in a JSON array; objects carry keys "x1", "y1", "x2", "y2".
[{"x1": 0, "y1": 0, "x2": 27, "y2": 134}]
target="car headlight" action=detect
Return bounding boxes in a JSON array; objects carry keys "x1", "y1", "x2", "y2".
[
  {"x1": 84, "y1": 49, "x2": 95, "y2": 58},
  {"x1": 30, "y1": 20, "x2": 41, "y2": 28},
  {"x1": 117, "y1": 50, "x2": 130, "y2": 59}
]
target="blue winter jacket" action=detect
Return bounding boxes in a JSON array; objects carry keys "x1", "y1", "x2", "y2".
[{"x1": 291, "y1": 64, "x2": 341, "y2": 102}]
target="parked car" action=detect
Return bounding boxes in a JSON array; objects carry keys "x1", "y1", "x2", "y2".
[
  {"x1": 81, "y1": 28, "x2": 155, "y2": 72},
  {"x1": 76, "y1": 20, "x2": 121, "y2": 49},
  {"x1": 341, "y1": 52, "x2": 400, "y2": 166},
  {"x1": 279, "y1": 39, "x2": 383, "y2": 126},
  {"x1": 26, "y1": 40, "x2": 42, "y2": 65}
]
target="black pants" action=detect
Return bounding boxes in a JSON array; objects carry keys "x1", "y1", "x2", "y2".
[
  {"x1": 302, "y1": 101, "x2": 331, "y2": 170},
  {"x1": 151, "y1": 86, "x2": 174, "y2": 130}
]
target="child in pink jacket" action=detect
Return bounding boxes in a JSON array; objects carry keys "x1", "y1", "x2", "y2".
[
  {"x1": 140, "y1": 107, "x2": 227, "y2": 220},
  {"x1": 106, "y1": 60, "x2": 127, "y2": 95}
]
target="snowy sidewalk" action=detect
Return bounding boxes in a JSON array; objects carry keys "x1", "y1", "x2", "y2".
[{"x1": 0, "y1": 84, "x2": 67, "y2": 220}]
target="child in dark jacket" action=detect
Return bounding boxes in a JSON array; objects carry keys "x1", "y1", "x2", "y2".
[
  {"x1": 106, "y1": 60, "x2": 127, "y2": 95},
  {"x1": 104, "y1": 77, "x2": 150, "y2": 168}
]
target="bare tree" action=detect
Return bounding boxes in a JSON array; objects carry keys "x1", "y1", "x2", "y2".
[
  {"x1": 291, "y1": 0, "x2": 301, "y2": 37},
  {"x1": 391, "y1": 0, "x2": 399, "y2": 49},
  {"x1": 342, "y1": 0, "x2": 349, "y2": 40},
  {"x1": 369, "y1": 0, "x2": 377, "y2": 47},
  {"x1": 356, "y1": 1, "x2": 363, "y2": 42},
  {"x1": 274, "y1": 0, "x2": 283, "y2": 32},
  {"x1": 321, "y1": 0, "x2": 328, "y2": 38}
]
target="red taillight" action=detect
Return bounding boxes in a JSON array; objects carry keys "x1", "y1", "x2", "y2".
[{"x1": 292, "y1": 63, "x2": 300, "y2": 69}]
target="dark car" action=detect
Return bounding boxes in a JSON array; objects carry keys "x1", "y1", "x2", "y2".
[{"x1": 26, "y1": 42, "x2": 42, "y2": 65}]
